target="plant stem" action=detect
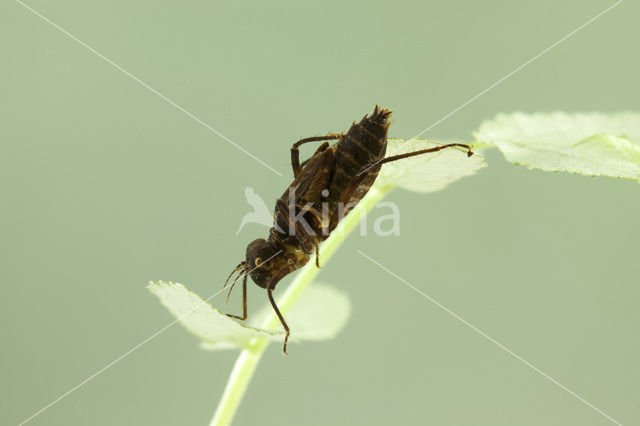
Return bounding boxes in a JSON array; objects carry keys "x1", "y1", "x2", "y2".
[{"x1": 209, "y1": 186, "x2": 391, "y2": 426}]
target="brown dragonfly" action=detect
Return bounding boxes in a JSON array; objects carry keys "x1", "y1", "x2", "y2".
[{"x1": 224, "y1": 105, "x2": 473, "y2": 353}]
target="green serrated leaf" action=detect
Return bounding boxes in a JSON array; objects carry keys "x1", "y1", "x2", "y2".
[
  {"x1": 475, "y1": 112, "x2": 640, "y2": 180},
  {"x1": 148, "y1": 281, "x2": 276, "y2": 350},
  {"x1": 148, "y1": 281, "x2": 350, "y2": 351},
  {"x1": 249, "y1": 281, "x2": 351, "y2": 341},
  {"x1": 374, "y1": 138, "x2": 487, "y2": 193}
]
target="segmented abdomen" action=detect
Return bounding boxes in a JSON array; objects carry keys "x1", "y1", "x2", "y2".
[{"x1": 328, "y1": 106, "x2": 391, "y2": 211}]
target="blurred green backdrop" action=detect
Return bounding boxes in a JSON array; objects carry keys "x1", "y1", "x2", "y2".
[{"x1": 2, "y1": 0, "x2": 639, "y2": 425}]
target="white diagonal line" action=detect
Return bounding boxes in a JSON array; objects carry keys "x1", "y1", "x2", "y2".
[
  {"x1": 17, "y1": 251, "x2": 282, "y2": 425},
  {"x1": 356, "y1": 250, "x2": 623, "y2": 426},
  {"x1": 16, "y1": 0, "x2": 283, "y2": 177},
  {"x1": 17, "y1": 288, "x2": 226, "y2": 426},
  {"x1": 358, "y1": 0, "x2": 624, "y2": 176},
  {"x1": 411, "y1": 0, "x2": 623, "y2": 139}
]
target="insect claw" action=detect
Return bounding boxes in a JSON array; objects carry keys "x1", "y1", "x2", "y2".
[{"x1": 225, "y1": 313, "x2": 244, "y2": 321}]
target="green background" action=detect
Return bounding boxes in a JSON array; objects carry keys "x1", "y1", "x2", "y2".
[{"x1": 2, "y1": 0, "x2": 639, "y2": 425}]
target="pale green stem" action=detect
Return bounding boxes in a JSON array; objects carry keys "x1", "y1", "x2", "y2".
[{"x1": 210, "y1": 185, "x2": 392, "y2": 426}]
